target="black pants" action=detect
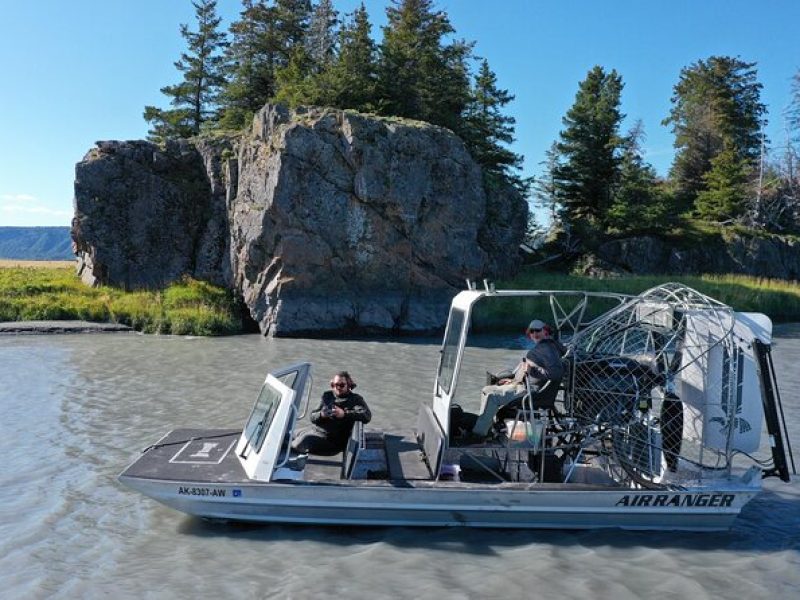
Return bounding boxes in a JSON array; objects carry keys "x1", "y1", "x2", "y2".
[{"x1": 291, "y1": 427, "x2": 345, "y2": 455}]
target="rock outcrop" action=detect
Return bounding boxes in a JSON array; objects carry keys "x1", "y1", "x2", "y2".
[
  {"x1": 72, "y1": 104, "x2": 527, "y2": 335},
  {"x1": 596, "y1": 234, "x2": 800, "y2": 280}
]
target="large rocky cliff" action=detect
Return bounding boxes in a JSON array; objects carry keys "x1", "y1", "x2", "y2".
[{"x1": 72, "y1": 104, "x2": 527, "y2": 335}]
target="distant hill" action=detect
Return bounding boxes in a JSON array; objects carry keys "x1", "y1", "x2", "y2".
[{"x1": 0, "y1": 227, "x2": 73, "y2": 260}]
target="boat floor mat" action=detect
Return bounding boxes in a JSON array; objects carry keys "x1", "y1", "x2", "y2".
[{"x1": 385, "y1": 432, "x2": 433, "y2": 481}]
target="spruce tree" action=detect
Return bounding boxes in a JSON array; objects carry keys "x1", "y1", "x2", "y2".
[
  {"x1": 274, "y1": 0, "x2": 338, "y2": 106},
  {"x1": 305, "y1": 0, "x2": 338, "y2": 74},
  {"x1": 461, "y1": 59, "x2": 525, "y2": 192},
  {"x1": 275, "y1": 0, "x2": 312, "y2": 52},
  {"x1": 144, "y1": 0, "x2": 228, "y2": 140},
  {"x1": 377, "y1": 0, "x2": 471, "y2": 131},
  {"x1": 694, "y1": 145, "x2": 750, "y2": 221},
  {"x1": 220, "y1": 0, "x2": 310, "y2": 128},
  {"x1": 533, "y1": 142, "x2": 561, "y2": 224},
  {"x1": 553, "y1": 66, "x2": 624, "y2": 230},
  {"x1": 606, "y1": 122, "x2": 668, "y2": 233},
  {"x1": 273, "y1": 46, "x2": 315, "y2": 106},
  {"x1": 308, "y1": 3, "x2": 378, "y2": 111},
  {"x1": 219, "y1": 0, "x2": 277, "y2": 128},
  {"x1": 664, "y1": 56, "x2": 766, "y2": 208},
  {"x1": 334, "y1": 4, "x2": 378, "y2": 110}
]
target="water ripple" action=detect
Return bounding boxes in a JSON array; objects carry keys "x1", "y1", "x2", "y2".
[{"x1": 0, "y1": 331, "x2": 798, "y2": 598}]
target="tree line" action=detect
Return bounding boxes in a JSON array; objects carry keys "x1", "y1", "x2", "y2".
[
  {"x1": 538, "y1": 58, "x2": 800, "y2": 239},
  {"x1": 148, "y1": 1, "x2": 800, "y2": 239},
  {"x1": 145, "y1": 0, "x2": 524, "y2": 193}
]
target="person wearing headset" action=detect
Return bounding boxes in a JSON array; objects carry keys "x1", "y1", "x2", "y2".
[
  {"x1": 291, "y1": 371, "x2": 372, "y2": 455},
  {"x1": 472, "y1": 319, "x2": 564, "y2": 438}
]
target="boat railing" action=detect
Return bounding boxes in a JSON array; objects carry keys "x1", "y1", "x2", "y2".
[
  {"x1": 274, "y1": 390, "x2": 307, "y2": 471},
  {"x1": 296, "y1": 374, "x2": 314, "y2": 420}
]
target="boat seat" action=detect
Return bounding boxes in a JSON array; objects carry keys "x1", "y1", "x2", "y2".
[
  {"x1": 341, "y1": 421, "x2": 365, "y2": 480},
  {"x1": 473, "y1": 376, "x2": 561, "y2": 438},
  {"x1": 496, "y1": 377, "x2": 561, "y2": 421},
  {"x1": 384, "y1": 433, "x2": 432, "y2": 481}
]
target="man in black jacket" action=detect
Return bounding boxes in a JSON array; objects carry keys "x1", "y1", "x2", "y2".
[{"x1": 291, "y1": 371, "x2": 371, "y2": 455}]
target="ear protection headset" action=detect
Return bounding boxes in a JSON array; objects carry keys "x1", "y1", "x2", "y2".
[{"x1": 331, "y1": 371, "x2": 357, "y2": 390}]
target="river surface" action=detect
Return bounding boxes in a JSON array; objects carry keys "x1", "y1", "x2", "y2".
[{"x1": 1, "y1": 327, "x2": 799, "y2": 599}]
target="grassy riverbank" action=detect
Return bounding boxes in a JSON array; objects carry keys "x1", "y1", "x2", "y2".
[
  {"x1": 0, "y1": 265, "x2": 241, "y2": 335},
  {"x1": 2, "y1": 264, "x2": 799, "y2": 336},
  {"x1": 507, "y1": 271, "x2": 800, "y2": 317},
  {"x1": 474, "y1": 270, "x2": 800, "y2": 331}
]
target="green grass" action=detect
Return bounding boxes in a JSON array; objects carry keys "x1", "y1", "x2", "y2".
[
  {"x1": 0, "y1": 267, "x2": 242, "y2": 335},
  {"x1": 473, "y1": 269, "x2": 800, "y2": 332},
  {"x1": 3, "y1": 265, "x2": 799, "y2": 337}
]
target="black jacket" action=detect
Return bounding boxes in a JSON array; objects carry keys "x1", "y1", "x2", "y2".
[
  {"x1": 525, "y1": 338, "x2": 565, "y2": 382},
  {"x1": 309, "y1": 391, "x2": 371, "y2": 442}
]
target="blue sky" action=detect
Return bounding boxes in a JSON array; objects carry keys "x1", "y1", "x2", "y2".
[{"x1": 1, "y1": 0, "x2": 799, "y2": 227}]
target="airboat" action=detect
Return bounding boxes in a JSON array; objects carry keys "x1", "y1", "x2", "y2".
[{"x1": 119, "y1": 282, "x2": 795, "y2": 530}]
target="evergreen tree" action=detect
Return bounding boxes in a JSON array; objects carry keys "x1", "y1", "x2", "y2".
[
  {"x1": 606, "y1": 122, "x2": 669, "y2": 233},
  {"x1": 532, "y1": 142, "x2": 561, "y2": 224},
  {"x1": 275, "y1": 0, "x2": 312, "y2": 53},
  {"x1": 694, "y1": 145, "x2": 750, "y2": 221},
  {"x1": 334, "y1": 4, "x2": 378, "y2": 110},
  {"x1": 305, "y1": 0, "x2": 338, "y2": 74},
  {"x1": 377, "y1": 0, "x2": 471, "y2": 132},
  {"x1": 220, "y1": 0, "x2": 311, "y2": 128},
  {"x1": 663, "y1": 56, "x2": 766, "y2": 208},
  {"x1": 461, "y1": 59, "x2": 525, "y2": 192},
  {"x1": 144, "y1": 0, "x2": 228, "y2": 140},
  {"x1": 553, "y1": 66, "x2": 624, "y2": 230},
  {"x1": 309, "y1": 3, "x2": 378, "y2": 111},
  {"x1": 274, "y1": 0, "x2": 338, "y2": 107},
  {"x1": 273, "y1": 45, "x2": 315, "y2": 106},
  {"x1": 219, "y1": 1, "x2": 278, "y2": 128}
]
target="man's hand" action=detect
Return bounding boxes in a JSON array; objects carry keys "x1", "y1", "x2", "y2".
[{"x1": 332, "y1": 405, "x2": 345, "y2": 419}]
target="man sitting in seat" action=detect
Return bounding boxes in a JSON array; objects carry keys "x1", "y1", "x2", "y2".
[
  {"x1": 291, "y1": 371, "x2": 371, "y2": 455},
  {"x1": 472, "y1": 319, "x2": 565, "y2": 438}
]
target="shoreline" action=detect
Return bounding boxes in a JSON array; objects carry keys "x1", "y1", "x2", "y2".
[
  {"x1": 2, "y1": 319, "x2": 798, "y2": 337},
  {"x1": 0, "y1": 320, "x2": 133, "y2": 335}
]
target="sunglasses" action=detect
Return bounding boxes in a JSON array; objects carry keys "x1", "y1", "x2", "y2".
[
  {"x1": 331, "y1": 382, "x2": 348, "y2": 389},
  {"x1": 527, "y1": 328, "x2": 542, "y2": 334}
]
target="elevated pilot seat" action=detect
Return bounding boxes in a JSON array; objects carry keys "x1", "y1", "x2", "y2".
[{"x1": 472, "y1": 375, "x2": 561, "y2": 438}]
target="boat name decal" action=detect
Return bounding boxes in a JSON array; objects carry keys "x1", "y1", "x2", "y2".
[
  {"x1": 177, "y1": 486, "x2": 226, "y2": 497},
  {"x1": 615, "y1": 493, "x2": 735, "y2": 508}
]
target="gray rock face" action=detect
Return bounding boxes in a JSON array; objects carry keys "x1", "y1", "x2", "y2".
[
  {"x1": 597, "y1": 234, "x2": 800, "y2": 279},
  {"x1": 72, "y1": 138, "x2": 231, "y2": 289},
  {"x1": 72, "y1": 105, "x2": 526, "y2": 335}
]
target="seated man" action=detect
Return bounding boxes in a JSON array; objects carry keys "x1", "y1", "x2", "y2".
[
  {"x1": 291, "y1": 371, "x2": 371, "y2": 455},
  {"x1": 472, "y1": 319, "x2": 564, "y2": 437}
]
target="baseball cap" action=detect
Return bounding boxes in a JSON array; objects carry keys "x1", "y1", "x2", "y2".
[{"x1": 528, "y1": 319, "x2": 547, "y2": 331}]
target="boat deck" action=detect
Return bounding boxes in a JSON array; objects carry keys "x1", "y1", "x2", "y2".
[
  {"x1": 384, "y1": 431, "x2": 434, "y2": 480},
  {"x1": 120, "y1": 428, "x2": 620, "y2": 489},
  {"x1": 120, "y1": 428, "x2": 438, "y2": 485},
  {"x1": 121, "y1": 429, "x2": 250, "y2": 483}
]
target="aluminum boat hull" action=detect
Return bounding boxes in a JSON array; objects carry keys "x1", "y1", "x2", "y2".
[
  {"x1": 119, "y1": 474, "x2": 758, "y2": 531},
  {"x1": 118, "y1": 428, "x2": 761, "y2": 531}
]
